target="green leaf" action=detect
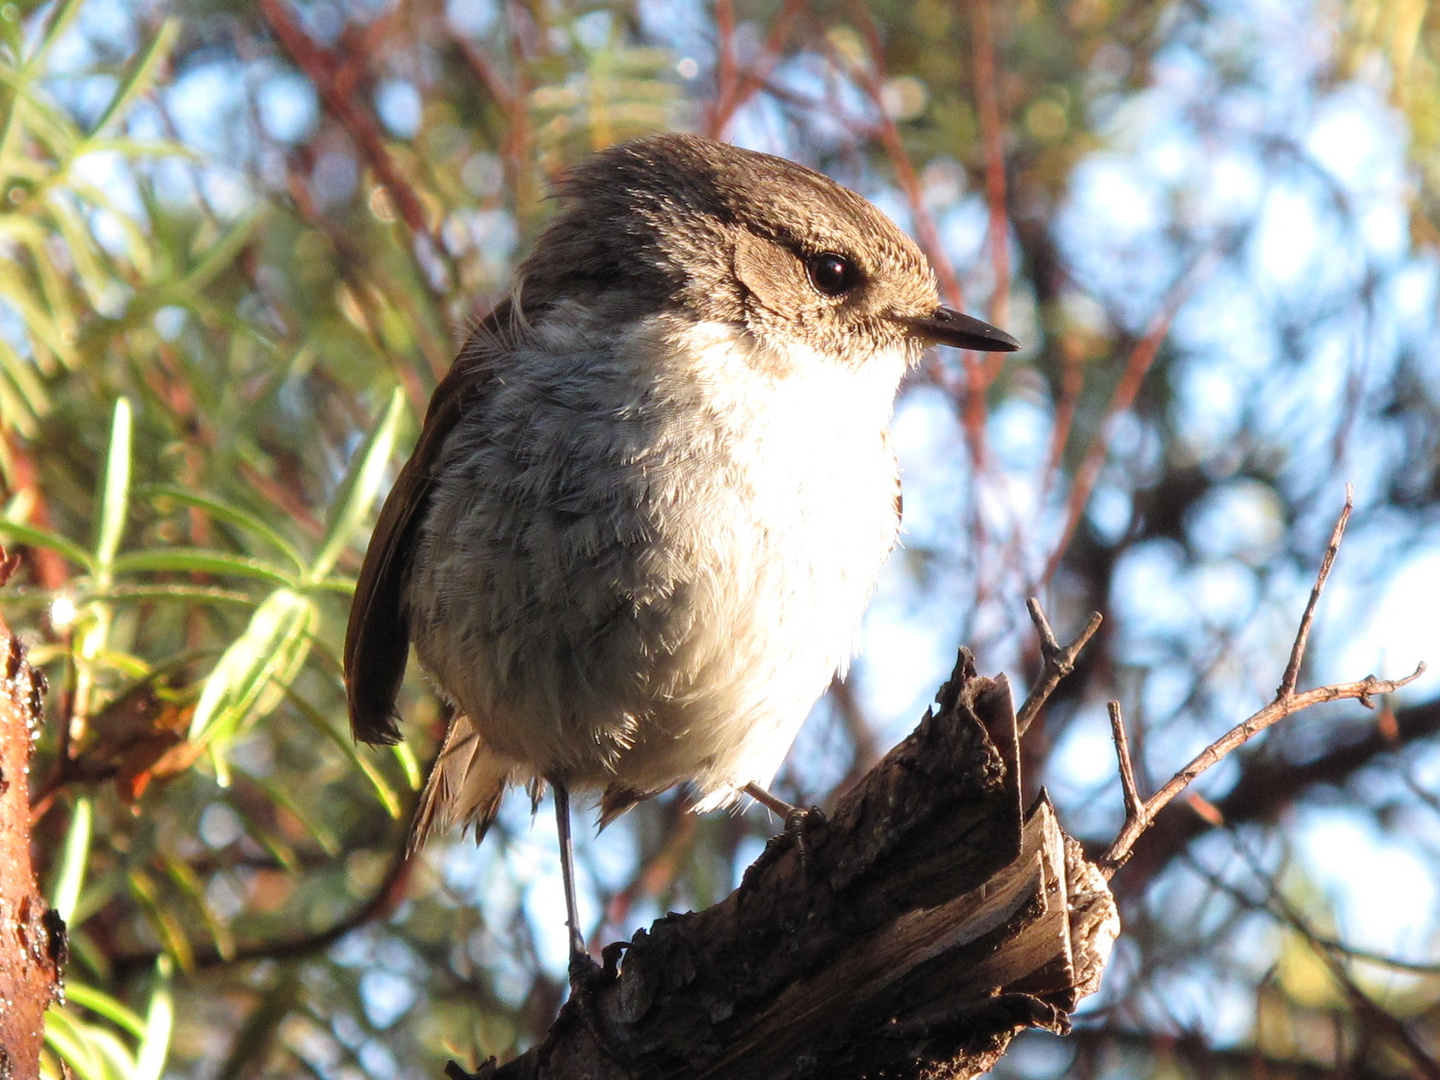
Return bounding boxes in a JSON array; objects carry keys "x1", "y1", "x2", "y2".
[
  {"x1": 43, "y1": 1005, "x2": 133, "y2": 1080},
  {"x1": 188, "y1": 588, "x2": 317, "y2": 747},
  {"x1": 287, "y1": 687, "x2": 401, "y2": 818},
  {"x1": 89, "y1": 19, "x2": 180, "y2": 137},
  {"x1": 309, "y1": 386, "x2": 407, "y2": 580},
  {"x1": 394, "y1": 741, "x2": 423, "y2": 791},
  {"x1": 94, "y1": 398, "x2": 133, "y2": 581},
  {"x1": 61, "y1": 983, "x2": 146, "y2": 1039},
  {"x1": 111, "y1": 548, "x2": 296, "y2": 588},
  {"x1": 136, "y1": 485, "x2": 307, "y2": 572},
  {"x1": 133, "y1": 957, "x2": 173, "y2": 1080},
  {"x1": 102, "y1": 583, "x2": 260, "y2": 608},
  {"x1": 174, "y1": 211, "x2": 261, "y2": 296},
  {"x1": 27, "y1": 0, "x2": 87, "y2": 74},
  {"x1": 50, "y1": 796, "x2": 92, "y2": 925},
  {"x1": 0, "y1": 517, "x2": 95, "y2": 571}
]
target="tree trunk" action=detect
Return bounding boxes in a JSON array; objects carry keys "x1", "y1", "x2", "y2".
[
  {"x1": 455, "y1": 650, "x2": 1120, "y2": 1080},
  {"x1": 0, "y1": 589, "x2": 64, "y2": 1075}
]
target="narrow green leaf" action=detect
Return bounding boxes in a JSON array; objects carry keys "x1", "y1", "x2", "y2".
[
  {"x1": 102, "y1": 583, "x2": 259, "y2": 608},
  {"x1": 394, "y1": 741, "x2": 423, "y2": 791},
  {"x1": 308, "y1": 576, "x2": 357, "y2": 595},
  {"x1": 61, "y1": 983, "x2": 146, "y2": 1039},
  {"x1": 253, "y1": 775, "x2": 339, "y2": 858},
  {"x1": 160, "y1": 854, "x2": 233, "y2": 961},
  {"x1": 94, "y1": 398, "x2": 133, "y2": 579},
  {"x1": 42, "y1": 1007, "x2": 123, "y2": 1080},
  {"x1": 127, "y1": 868, "x2": 195, "y2": 973},
  {"x1": 28, "y1": 0, "x2": 87, "y2": 73},
  {"x1": 0, "y1": 517, "x2": 95, "y2": 571},
  {"x1": 287, "y1": 687, "x2": 401, "y2": 818},
  {"x1": 133, "y1": 957, "x2": 174, "y2": 1080},
  {"x1": 137, "y1": 485, "x2": 307, "y2": 571},
  {"x1": 310, "y1": 387, "x2": 407, "y2": 580},
  {"x1": 0, "y1": 332, "x2": 53, "y2": 422},
  {"x1": 90, "y1": 19, "x2": 180, "y2": 136},
  {"x1": 50, "y1": 796, "x2": 92, "y2": 925},
  {"x1": 111, "y1": 549, "x2": 295, "y2": 588},
  {"x1": 175, "y1": 211, "x2": 262, "y2": 296},
  {"x1": 188, "y1": 588, "x2": 317, "y2": 745}
]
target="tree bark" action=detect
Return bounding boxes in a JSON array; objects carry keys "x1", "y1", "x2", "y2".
[
  {"x1": 0, "y1": 587, "x2": 64, "y2": 1075},
  {"x1": 454, "y1": 651, "x2": 1119, "y2": 1080}
]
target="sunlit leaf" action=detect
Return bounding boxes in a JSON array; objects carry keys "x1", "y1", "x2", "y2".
[
  {"x1": 0, "y1": 517, "x2": 96, "y2": 570},
  {"x1": 309, "y1": 385, "x2": 407, "y2": 580},
  {"x1": 133, "y1": 957, "x2": 173, "y2": 1080},
  {"x1": 93, "y1": 398, "x2": 133, "y2": 581},
  {"x1": 50, "y1": 796, "x2": 92, "y2": 926},
  {"x1": 90, "y1": 19, "x2": 180, "y2": 137},
  {"x1": 136, "y1": 486, "x2": 307, "y2": 572},
  {"x1": 111, "y1": 548, "x2": 296, "y2": 588},
  {"x1": 187, "y1": 587, "x2": 317, "y2": 747},
  {"x1": 62, "y1": 984, "x2": 146, "y2": 1039}
]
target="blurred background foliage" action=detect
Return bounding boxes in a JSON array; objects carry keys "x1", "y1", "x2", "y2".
[{"x1": 1, "y1": 0, "x2": 1438, "y2": 1075}]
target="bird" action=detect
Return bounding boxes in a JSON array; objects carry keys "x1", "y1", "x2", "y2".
[{"x1": 343, "y1": 132, "x2": 1019, "y2": 973}]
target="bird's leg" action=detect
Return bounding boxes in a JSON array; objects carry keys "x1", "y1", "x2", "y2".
[
  {"x1": 552, "y1": 780, "x2": 597, "y2": 983},
  {"x1": 742, "y1": 782, "x2": 826, "y2": 862}
]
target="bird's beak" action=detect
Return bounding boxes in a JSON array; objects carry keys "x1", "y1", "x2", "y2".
[{"x1": 900, "y1": 307, "x2": 1020, "y2": 352}]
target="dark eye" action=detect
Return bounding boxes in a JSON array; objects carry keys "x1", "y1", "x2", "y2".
[{"x1": 807, "y1": 252, "x2": 859, "y2": 297}]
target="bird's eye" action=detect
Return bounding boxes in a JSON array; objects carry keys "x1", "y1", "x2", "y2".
[{"x1": 807, "y1": 252, "x2": 860, "y2": 297}]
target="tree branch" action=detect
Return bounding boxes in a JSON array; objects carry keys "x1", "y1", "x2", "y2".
[
  {"x1": 1016, "y1": 599, "x2": 1103, "y2": 737},
  {"x1": 449, "y1": 651, "x2": 1119, "y2": 1080},
  {"x1": 1099, "y1": 495, "x2": 1426, "y2": 874},
  {"x1": 0, "y1": 550, "x2": 64, "y2": 1075}
]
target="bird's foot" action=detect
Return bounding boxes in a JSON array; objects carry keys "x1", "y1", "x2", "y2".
[
  {"x1": 784, "y1": 805, "x2": 828, "y2": 867},
  {"x1": 568, "y1": 948, "x2": 603, "y2": 989}
]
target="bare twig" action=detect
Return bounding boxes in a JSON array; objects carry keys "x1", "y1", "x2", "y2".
[
  {"x1": 1107, "y1": 701, "x2": 1144, "y2": 822},
  {"x1": 1100, "y1": 497, "x2": 1427, "y2": 874},
  {"x1": 709, "y1": 0, "x2": 807, "y2": 138},
  {"x1": 1015, "y1": 598, "x2": 1103, "y2": 736},
  {"x1": 1102, "y1": 668, "x2": 1425, "y2": 875},
  {"x1": 1278, "y1": 485, "x2": 1351, "y2": 698},
  {"x1": 259, "y1": 0, "x2": 442, "y2": 255},
  {"x1": 965, "y1": 0, "x2": 1009, "y2": 333}
]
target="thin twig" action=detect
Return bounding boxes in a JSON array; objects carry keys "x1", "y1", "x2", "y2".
[
  {"x1": 709, "y1": 0, "x2": 807, "y2": 138},
  {"x1": 1042, "y1": 307, "x2": 1177, "y2": 586},
  {"x1": 259, "y1": 0, "x2": 441, "y2": 254},
  {"x1": 1102, "y1": 667, "x2": 1424, "y2": 875},
  {"x1": 111, "y1": 837, "x2": 414, "y2": 979},
  {"x1": 966, "y1": 0, "x2": 1009, "y2": 334},
  {"x1": 1192, "y1": 854, "x2": 1440, "y2": 977},
  {"x1": 1107, "y1": 701, "x2": 1144, "y2": 822},
  {"x1": 1278, "y1": 485, "x2": 1351, "y2": 698},
  {"x1": 1100, "y1": 496, "x2": 1425, "y2": 874},
  {"x1": 1015, "y1": 598, "x2": 1103, "y2": 736},
  {"x1": 707, "y1": 0, "x2": 739, "y2": 138}
]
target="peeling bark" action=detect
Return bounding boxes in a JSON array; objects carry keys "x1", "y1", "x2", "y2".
[
  {"x1": 454, "y1": 651, "x2": 1119, "y2": 1080},
  {"x1": 0, "y1": 599, "x2": 63, "y2": 1076}
]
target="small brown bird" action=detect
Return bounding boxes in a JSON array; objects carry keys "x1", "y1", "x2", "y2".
[{"x1": 344, "y1": 133, "x2": 1018, "y2": 972}]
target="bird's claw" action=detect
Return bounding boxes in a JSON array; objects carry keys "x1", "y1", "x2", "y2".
[
  {"x1": 568, "y1": 949, "x2": 605, "y2": 990},
  {"x1": 784, "y1": 805, "x2": 827, "y2": 866}
]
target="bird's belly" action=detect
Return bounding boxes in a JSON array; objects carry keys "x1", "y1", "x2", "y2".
[{"x1": 405, "y1": 324, "x2": 904, "y2": 803}]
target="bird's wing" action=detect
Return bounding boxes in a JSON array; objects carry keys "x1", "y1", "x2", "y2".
[{"x1": 344, "y1": 300, "x2": 513, "y2": 744}]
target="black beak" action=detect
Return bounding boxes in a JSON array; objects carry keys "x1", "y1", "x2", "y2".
[{"x1": 901, "y1": 307, "x2": 1020, "y2": 352}]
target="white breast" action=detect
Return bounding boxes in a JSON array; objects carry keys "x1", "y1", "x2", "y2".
[
  {"x1": 405, "y1": 311, "x2": 908, "y2": 807},
  {"x1": 633, "y1": 319, "x2": 906, "y2": 803}
]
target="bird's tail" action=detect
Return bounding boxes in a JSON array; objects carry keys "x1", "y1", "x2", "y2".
[{"x1": 409, "y1": 715, "x2": 515, "y2": 855}]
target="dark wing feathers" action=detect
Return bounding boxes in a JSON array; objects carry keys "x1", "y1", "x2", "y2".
[{"x1": 343, "y1": 302, "x2": 510, "y2": 744}]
